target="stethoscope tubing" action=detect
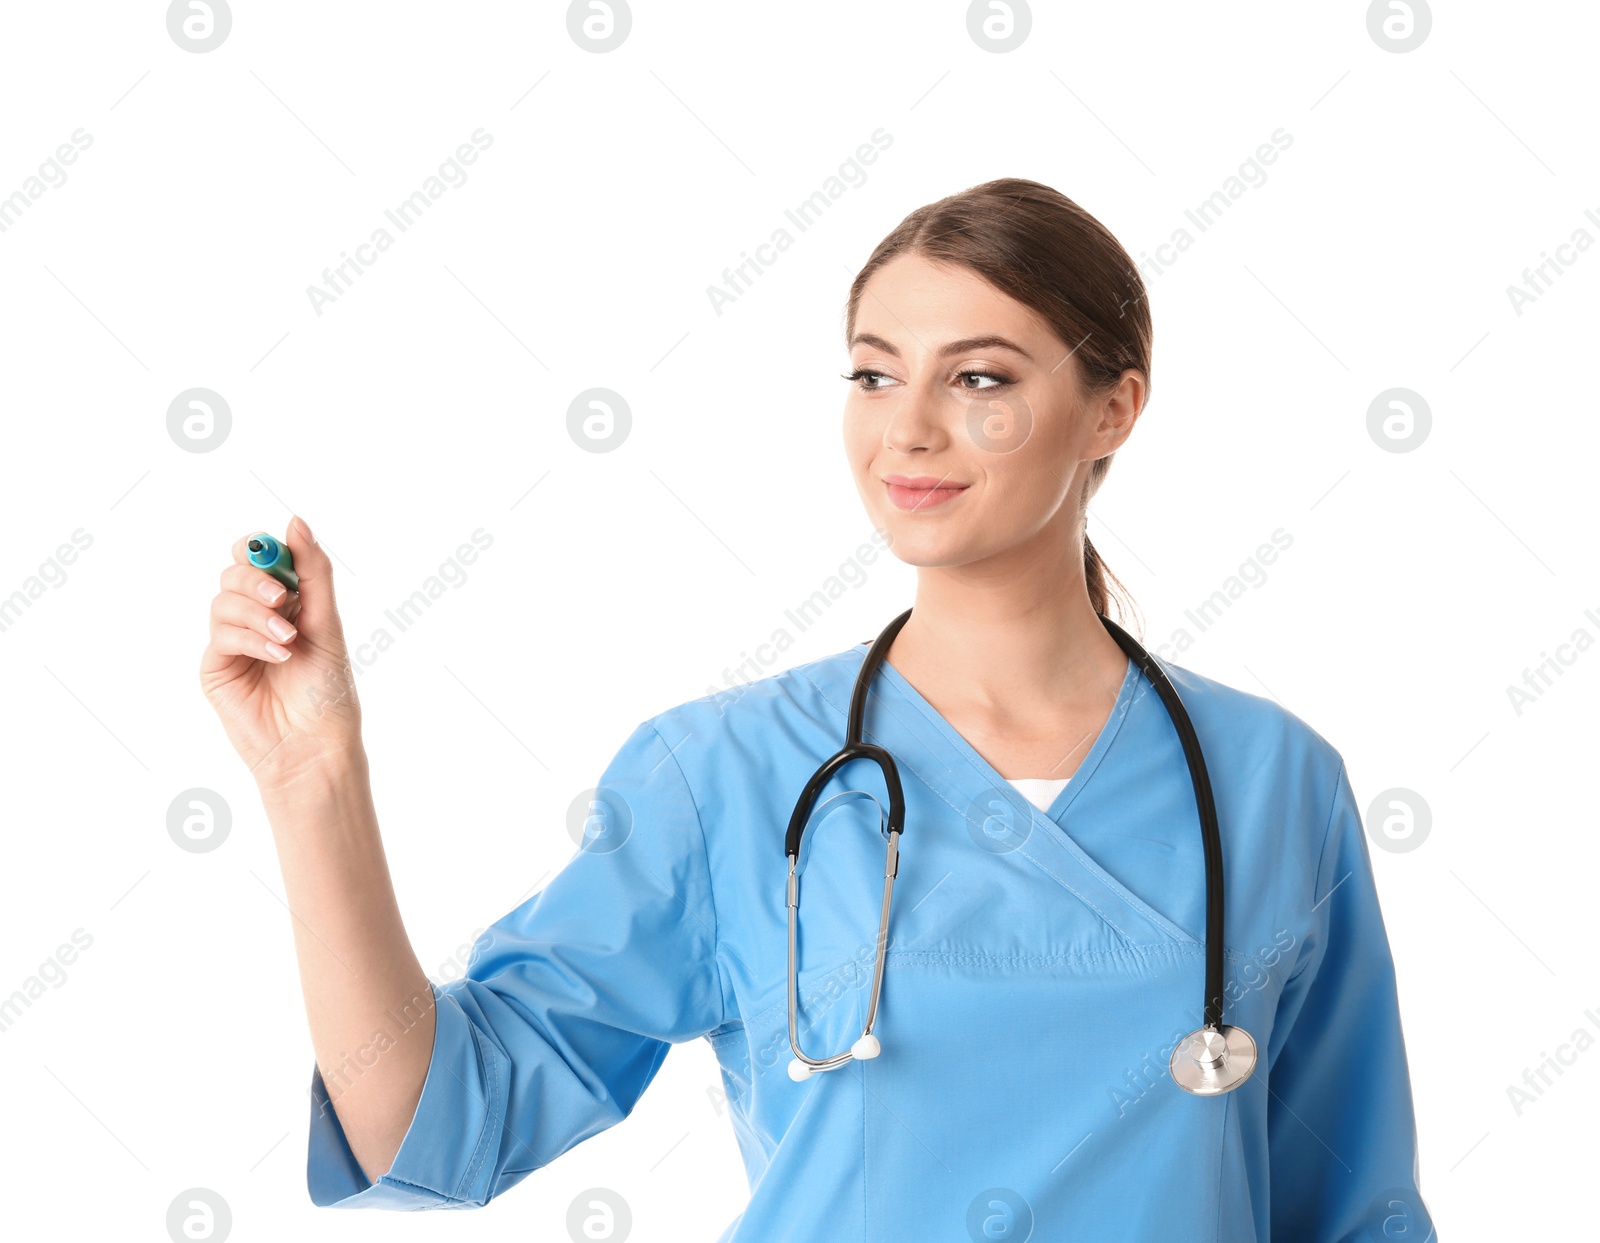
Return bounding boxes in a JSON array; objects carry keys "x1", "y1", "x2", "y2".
[
  {"x1": 1095, "y1": 613, "x2": 1227, "y2": 1033},
  {"x1": 784, "y1": 606, "x2": 1246, "y2": 1087}
]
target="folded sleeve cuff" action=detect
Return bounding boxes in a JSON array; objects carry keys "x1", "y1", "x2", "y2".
[{"x1": 306, "y1": 979, "x2": 510, "y2": 1209}]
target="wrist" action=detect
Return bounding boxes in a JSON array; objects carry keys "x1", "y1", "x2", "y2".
[{"x1": 255, "y1": 737, "x2": 370, "y2": 808}]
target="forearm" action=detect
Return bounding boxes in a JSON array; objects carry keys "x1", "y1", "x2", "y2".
[{"x1": 261, "y1": 745, "x2": 434, "y2": 1185}]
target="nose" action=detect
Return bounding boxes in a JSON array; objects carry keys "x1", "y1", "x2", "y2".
[{"x1": 879, "y1": 374, "x2": 954, "y2": 455}]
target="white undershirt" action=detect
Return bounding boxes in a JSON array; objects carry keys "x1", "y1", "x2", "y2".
[{"x1": 1007, "y1": 777, "x2": 1070, "y2": 811}]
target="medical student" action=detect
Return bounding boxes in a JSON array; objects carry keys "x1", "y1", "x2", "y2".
[{"x1": 201, "y1": 176, "x2": 1432, "y2": 1241}]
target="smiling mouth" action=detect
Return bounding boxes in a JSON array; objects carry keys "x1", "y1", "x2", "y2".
[{"x1": 883, "y1": 479, "x2": 970, "y2": 512}]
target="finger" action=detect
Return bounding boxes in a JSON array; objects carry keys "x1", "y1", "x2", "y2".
[
  {"x1": 207, "y1": 622, "x2": 293, "y2": 665},
  {"x1": 280, "y1": 515, "x2": 342, "y2": 637},
  {"x1": 221, "y1": 561, "x2": 294, "y2": 608},
  {"x1": 211, "y1": 590, "x2": 299, "y2": 646}
]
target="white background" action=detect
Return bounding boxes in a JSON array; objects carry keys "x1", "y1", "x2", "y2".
[{"x1": 1, "y1": 1, "x2": 1594, "y2": 1239}]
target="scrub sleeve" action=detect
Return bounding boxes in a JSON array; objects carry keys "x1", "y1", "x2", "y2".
[
  {"x1": 305, "y1": 719, "x2": 726, "y2": 1208},
  {"x1": 1266, "y1": 760, "x2": 1432, "y2": 1241}
]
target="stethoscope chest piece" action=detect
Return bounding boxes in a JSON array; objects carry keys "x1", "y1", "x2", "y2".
[{"x1": 1169, "y1": 1024, "x2": 1258, "y2": 1095}]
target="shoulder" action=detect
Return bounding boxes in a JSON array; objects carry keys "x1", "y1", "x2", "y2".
[
  {"x1": 1153, "y1": 657, "x2": 1354, "y2": 908},
  {"x1": 1155, "y1": 655, "x2": 1346, "y2": 785},
  {"x1": 627, "y1": 642, "x2": 862, "y2": 765}
]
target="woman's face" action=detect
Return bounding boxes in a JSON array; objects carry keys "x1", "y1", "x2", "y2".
[{"x1": 843, "y1": 253, "x2": 1142, "y2": 571}]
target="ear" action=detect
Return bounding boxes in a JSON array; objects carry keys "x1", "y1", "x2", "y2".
[{"x1": 1091, "y1": 370, "x2": 1145, "y2": 455}]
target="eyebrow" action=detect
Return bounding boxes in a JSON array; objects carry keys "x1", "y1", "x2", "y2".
[{"x1": 848, "y1": 332, "x2": 1035, "y2": 362}]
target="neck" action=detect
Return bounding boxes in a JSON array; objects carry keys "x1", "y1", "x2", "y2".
[{"x1": 885, "y1": 540, "x2": 1129, "y2": 716}]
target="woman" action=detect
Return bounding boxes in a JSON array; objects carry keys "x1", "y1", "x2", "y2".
[{"x1": 201, "y1": 178, "x2": 1430, "y2": 1241}]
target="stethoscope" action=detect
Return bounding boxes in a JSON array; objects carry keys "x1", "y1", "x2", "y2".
[{"x1": 784, "y1": 607, "x2": 1259, "y2": 1096}]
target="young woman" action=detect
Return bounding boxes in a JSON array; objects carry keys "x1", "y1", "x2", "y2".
[{"x1": 202, "y1": 178, "x2": 1430, "y2": 1241}]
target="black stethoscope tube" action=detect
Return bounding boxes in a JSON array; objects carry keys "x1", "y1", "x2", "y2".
[
  {"x1": 1097, "y1": 613, "x2": 1227, "y2": 1034},
  {"x1": 788, "y1": 606, "x2": 1229, "y2": 1037}
]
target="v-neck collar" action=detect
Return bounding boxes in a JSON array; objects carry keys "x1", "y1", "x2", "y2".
[
  {"x1": 854, "y1": 642, "x2": 1140, "y2": 824},
  {"x1": 809, "y1": 640, "x2": 1196, "y2": 949}
]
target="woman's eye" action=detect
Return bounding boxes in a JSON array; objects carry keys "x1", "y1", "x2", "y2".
[
  {"x1": 843, "y1": 368, "x2": 896, "y2": 390},
  {"x1": 842, "y1": 368, "x2": 1010, "y2": 392}
]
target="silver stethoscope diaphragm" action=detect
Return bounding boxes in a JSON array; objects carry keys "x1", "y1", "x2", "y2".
[{"x1": 1169, "y1": 1023, "x2": 1259, "y2": 1094}]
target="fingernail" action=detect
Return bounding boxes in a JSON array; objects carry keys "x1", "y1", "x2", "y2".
[
  {"x1": 267, "y1": 616, "x2": 296, "y2": 642},
  {"x1": 295, "y1": 515, "x2": 316, "y2": 544},
  {"x1": 257, "y1": 580, "x2": 286, "y2": 604},
  {"x1": 265, "y1": 642, "x2": 292, "y2": 662}
]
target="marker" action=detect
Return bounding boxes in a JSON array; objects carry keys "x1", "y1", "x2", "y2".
[{"x1": 248, "y1": 533, "x2": 299, "y2": 593}]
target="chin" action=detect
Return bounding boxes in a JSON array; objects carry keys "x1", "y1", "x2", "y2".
[{"x1": 879, "y1": 529, "x2": 975, "y2": 570}]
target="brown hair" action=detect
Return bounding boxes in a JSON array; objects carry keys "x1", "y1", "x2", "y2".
[{"x1": 844, "y1": 177, "x2": 1149, "y2": 627}]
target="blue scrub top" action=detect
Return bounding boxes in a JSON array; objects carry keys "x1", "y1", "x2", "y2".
[{"x1": 305, "y1": 641, "x2": 1434, "y2": 1242}]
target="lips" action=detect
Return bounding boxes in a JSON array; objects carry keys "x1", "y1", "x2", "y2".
[{"x1": 883, "y1": 476, "x2": 970, "y2": 512}]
